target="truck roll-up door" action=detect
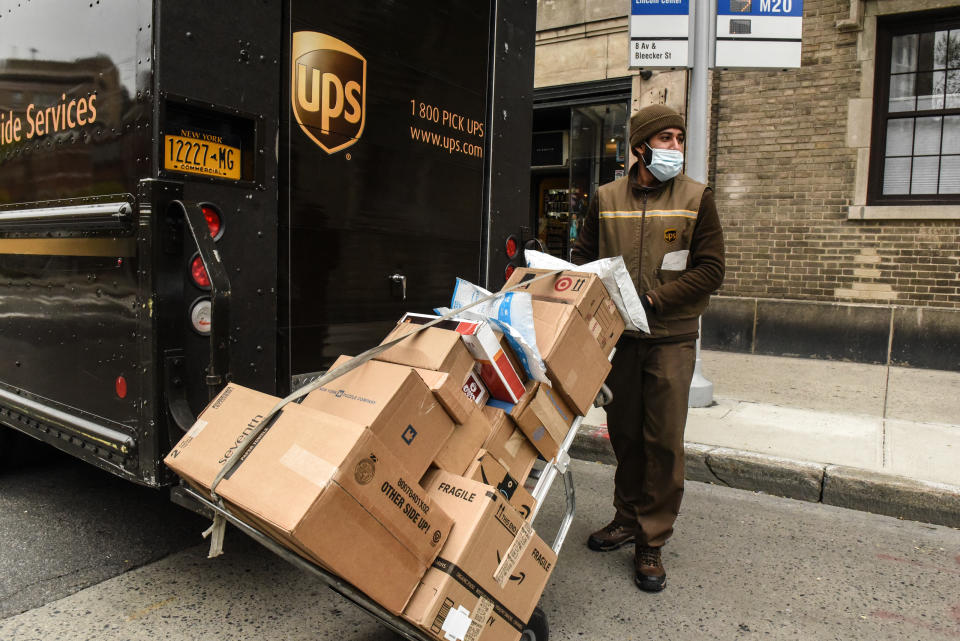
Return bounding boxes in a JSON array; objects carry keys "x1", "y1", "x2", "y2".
[{"x1": 283, "y1": 0, "x2": 511, "y2": 383}]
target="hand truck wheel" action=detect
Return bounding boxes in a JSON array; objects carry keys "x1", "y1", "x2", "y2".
[{"x1": 521, "y1": 606, "x2": 549, "y2": 641}]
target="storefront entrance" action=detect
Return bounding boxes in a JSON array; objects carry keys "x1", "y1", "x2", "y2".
[{"x1": 530, "y1": 80, "x2": 630, "y2": 261}]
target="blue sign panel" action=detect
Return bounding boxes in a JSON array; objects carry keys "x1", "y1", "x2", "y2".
[
  {"x1": 631, "y1": 0, "x2": 690, "y2": 16},
  {"x1": 717, "y1": 0, "x2": 803, "y2": 17},
  {"x1": 715, "y1": 0, "x2": 804, "y2": 68}
]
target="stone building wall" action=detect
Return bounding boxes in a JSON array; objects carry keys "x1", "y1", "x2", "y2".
[
  {"x1": 534, "y1": 0, "x2": 960, "y2": 369},
  {"x1": 713, "y1": 0, "x2": 960, "y2": 309}
]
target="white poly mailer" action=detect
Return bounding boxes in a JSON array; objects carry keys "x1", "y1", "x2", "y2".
[{"x1": 438, "y1": 278, "x2": 550, "y2": 384}]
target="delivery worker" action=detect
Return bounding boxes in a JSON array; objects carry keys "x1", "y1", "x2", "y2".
[{"x1": 571, "y1": 104, "x2": 725, "y2": 592}]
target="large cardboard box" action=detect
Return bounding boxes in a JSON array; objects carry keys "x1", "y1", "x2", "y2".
[
  {"x1": 504, "y1": 268, "x2": 624, "y2": 356},
  {"x1": 512, "y1": 383, "x2": 575, "y2": 461},
  {"x1": 397, "y1": 313, "x2": 526, "y2": 404},
  {"x1": 481, "y1": 406, "x2": 538, "y2": 482},
  {"x1": 434, "y1": 403, "x2": 496, "y2": 475},
  {"x1": 301, "y1": 358, "x2": 455, "y2": 479},
  {"x1": 165, "y1": 384, "x2": 453, "y2": 615},
  {"x1": 465, "y1": 450, "x2": 537, "y2": 520},
  {"x1": 531, "y1": 300, "x2": 611, "y2": 416},
  {"x1": 405, "y1": 471, "x2": 558, "y2": 641}
]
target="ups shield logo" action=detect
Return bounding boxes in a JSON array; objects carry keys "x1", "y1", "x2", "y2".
[
  {"x1": 664, "y1": 228, "x2": 678, "y2": 244},
  {"x1": 291, "y1": 32, "x2": 366, "y2": 154}
]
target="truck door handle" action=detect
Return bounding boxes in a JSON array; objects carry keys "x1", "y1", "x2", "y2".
[{"x1": 389, "y1": 273, "x2": 407, "y2": 301}]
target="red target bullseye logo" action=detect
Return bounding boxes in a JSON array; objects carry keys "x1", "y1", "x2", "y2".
[{"x1": 554, "y1": 277, "x2": 573, "y2": 292}]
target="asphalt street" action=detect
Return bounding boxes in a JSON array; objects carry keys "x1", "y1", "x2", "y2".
[
  {"x1": 0, "y1": 439, "x2": 208, "y2": 619},
  {"x1": 2, "y1": 450, "x2": 960, "y2": 640}
]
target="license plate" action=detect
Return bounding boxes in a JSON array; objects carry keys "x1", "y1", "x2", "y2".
[{"x1": 164, "y1": 134, "x2": 241, "y2": 180}]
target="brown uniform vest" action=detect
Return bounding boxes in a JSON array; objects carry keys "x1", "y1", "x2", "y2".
[{"x1": 597, "y1": 173, "x2": 708, "y2": 339}]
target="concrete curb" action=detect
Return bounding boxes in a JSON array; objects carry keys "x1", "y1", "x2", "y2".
[{"x1": 571, "y1": 427, "x2": 960, "y2": 529}]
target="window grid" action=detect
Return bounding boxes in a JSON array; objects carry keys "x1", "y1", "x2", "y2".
[{"x1": 870, "y1": 13, "x2": 960, "y2": 204}]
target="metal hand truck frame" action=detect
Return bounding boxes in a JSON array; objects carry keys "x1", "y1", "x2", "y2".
[{"x1": 174, "y1": 379, "x2": 613, "y2": 641}]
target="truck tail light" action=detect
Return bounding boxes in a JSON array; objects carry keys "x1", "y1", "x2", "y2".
[
  {"x1": 190, "y1": 254, "x2": 211, "y2": 289},
  {"x1": 505, "y1": 235, "x2": 519, "y2": 259},
  {"x1": 504, "y1": 264, "x2": 516, "y2": 280},
  {"x1": 115, "y1": 375, "x2": 128, "y2": 399},
  {"x1": 202, "y1": 204, "x2": 223, "y2": 239}
]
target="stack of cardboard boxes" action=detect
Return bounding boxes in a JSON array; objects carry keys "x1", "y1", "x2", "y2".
[{"x1": 164, "y1": 269, "x2": 623, "y2": 641}]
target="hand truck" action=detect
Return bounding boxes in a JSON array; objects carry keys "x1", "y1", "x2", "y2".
[{"x1": 174, "y1": 379, "x2": 612, "y2": 641}]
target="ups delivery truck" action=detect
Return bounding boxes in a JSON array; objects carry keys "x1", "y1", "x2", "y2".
[{"x1": 0, "y1": 1, "x2": 535, "y2": 486}]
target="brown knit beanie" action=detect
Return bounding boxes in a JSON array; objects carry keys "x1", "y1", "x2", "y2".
[{"x1": 629, "y1": 104, "x2": 685, "y2": 150}]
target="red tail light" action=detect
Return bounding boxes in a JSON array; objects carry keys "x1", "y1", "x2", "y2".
[
  {"x1": 505, "y1": 235, "x2": 518, "y2": 259},
  {"x1": 115, "y1": 375, "x2": 127, "y2": 399},
  {"x1": 190, "y1": 254, "x2": 211, "y2": 289},
  {"x1": 201, "y1": 204, "x2": 222, "y2": 239},
  {"x1": 504, "y1": 264, "x2": 516, "y2": 280}
]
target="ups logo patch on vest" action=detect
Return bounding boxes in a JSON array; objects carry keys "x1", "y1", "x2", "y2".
[
  {"x1": 291, "y1": 32, "x2": 366, "y2": 154},
  {"x1": 664, "y1": 228, "x2": 678, "y2": 244}
]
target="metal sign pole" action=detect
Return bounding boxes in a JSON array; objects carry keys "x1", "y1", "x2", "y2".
[{"x1": 687, "y1": 0, "x2": 715, "y2": 408}]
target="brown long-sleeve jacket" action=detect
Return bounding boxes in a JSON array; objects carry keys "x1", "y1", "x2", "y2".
[{"x1": 571, "y1": 165, "x2": 725, "y2": 341}]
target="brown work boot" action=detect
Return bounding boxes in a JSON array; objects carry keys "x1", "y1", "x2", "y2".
[
  {"x1": 635, "y1": 545, "x2": 666, "y2": 592},
  {"x1": 587, "y1": 520, "x2": 635, "y2": 551}
]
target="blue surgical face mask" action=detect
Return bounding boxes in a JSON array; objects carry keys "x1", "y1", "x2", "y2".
[{"x1": 643, "y1": 144, "x2": 684, "y2": 182}]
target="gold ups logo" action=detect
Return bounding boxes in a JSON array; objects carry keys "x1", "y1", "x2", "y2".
[{"x1": 291, "y1": 32, "x2": 366, "y2": 154}]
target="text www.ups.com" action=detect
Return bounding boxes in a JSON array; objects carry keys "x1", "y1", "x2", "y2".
[{"x1": 409, "y1": 126, "x2": 483, "y2": 158}]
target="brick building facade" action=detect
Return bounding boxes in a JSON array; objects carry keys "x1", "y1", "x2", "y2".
[{"x1": 534, "y1": 0, "x2": 960, "y2": 371}]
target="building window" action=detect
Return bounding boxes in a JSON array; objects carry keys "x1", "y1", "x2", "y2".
[{"x1": 870, "y1": 12, "x2": 960, "y2": 204}]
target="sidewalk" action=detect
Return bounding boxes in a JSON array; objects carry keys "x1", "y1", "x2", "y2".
[{"x1": 571, "y1": 349, "x2": 960, "y2": 528}]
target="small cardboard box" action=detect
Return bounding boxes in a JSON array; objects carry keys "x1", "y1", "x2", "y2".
[
  {"x1": 378, "y1": 324, "x2": 476, "y2": 376},
  {"x1": 587, "y1": 296, "x2": 626, "y2": 355},
  {"x1": 512, "y1": 383, "x2": 575, "y2": 461},
  {"x1": 301, "y1": 358, "x2": 455, "y2": 479},
  {"x1": 481, "y1": 406, "x2": 538, "y2": 482},
  {"x1": 412, "y1": 368, "x2": 474, "y2": 425},
  {"x1": 404, "y1": 470, "x2": 558, "y2": 641},
  {"x1": 165, "y1": 384, "x2": 453, "y2": 615},
  {"x1": 434, "y1": 403, "x2": 495, "y2": 475},
  {"x1": 504, "y1": 268, "x2": 607, "y2": 316},
  {"x1": 376, "y1": 326, "x2": 478, "y2": 424},
  {"x1": 504, "y1": 268, "x2": 624, "y2": 356},
  {"x1": 531, "y1": 300, "x2": 612, "y2": 416},
  {"x1": 462, "y1": 366, "x2": 490, "y2": 407},
  {"x1": 398, "y1": 313, "x2": 526, "y2": 404},
  {"x1": 465, "y1": 450, "x2": 537, "y2": 520},
  {"x1": 484, "y1": 379, "x2": 537, "y2": 422}
]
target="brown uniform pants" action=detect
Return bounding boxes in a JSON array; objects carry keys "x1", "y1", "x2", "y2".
[{"x1": 605, "y1": 336, "x2": 696, "y2": 548}]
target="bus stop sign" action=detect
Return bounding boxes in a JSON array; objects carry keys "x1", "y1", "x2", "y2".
[
  {"x1": 629, "y1": 0, "x2": 693, "y2": 69},
  {"x1": 715, "y1": 0, "x2": 803, "y2": 69}
]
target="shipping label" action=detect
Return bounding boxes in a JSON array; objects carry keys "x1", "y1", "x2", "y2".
[
  {"x1": 430, "y1": 557, "x2": 525, "y2": 632},
  {"x1": 464, "y1": 597, "x2": 493, "y2": 641},
  {"x1": 493, "y1": 517, "x2": 533, "y2": 587}
]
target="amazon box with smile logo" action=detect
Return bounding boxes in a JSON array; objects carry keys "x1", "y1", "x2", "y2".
[
  {"x1": 165, "y1": 384, "x2": 453, "y2": 615},
  {"x1": 302, "y1": 357, "x2": 455, "y2": 479},
  {"x1": 404, "y1": 470, "x2": 557, "y2": 641}
]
